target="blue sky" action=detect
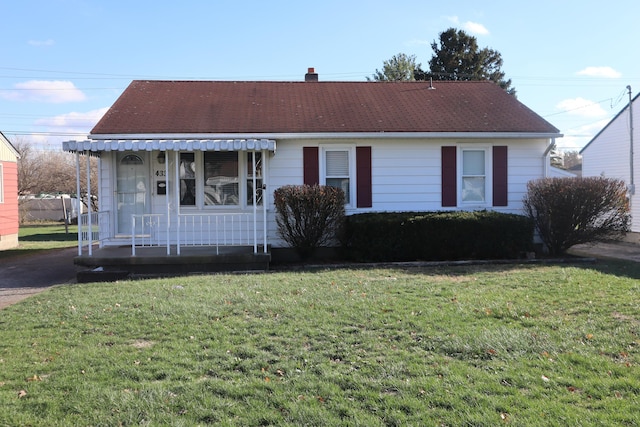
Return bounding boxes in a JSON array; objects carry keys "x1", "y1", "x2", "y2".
[{"x1": 1, "y1": 0, "x2": 638, "y2": 151}]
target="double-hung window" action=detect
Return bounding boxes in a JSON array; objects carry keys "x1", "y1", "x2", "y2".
[
  {"x1": 442, "y1": 145, "x2": 507, "y2": 208},
  {"x1": 461, "y1": 149, "x2": 486, "y2": 203},
  {"x1": 323, "y1": 148, "x2": 352, "y2": 204}
]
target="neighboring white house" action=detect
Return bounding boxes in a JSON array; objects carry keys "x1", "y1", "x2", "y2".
[
  {"x1": 581, "y1": 91, "x2": 639, "y2": 234},
  {"x1": 0, "y1": 131, "x2": 20, "y2": 250},
  {"x1": 63, "y1": 70, "x2": 562, "y2": 259}
]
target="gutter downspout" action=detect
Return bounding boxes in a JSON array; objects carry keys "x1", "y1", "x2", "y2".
[
  {"x1": 542, "y1": 138, "x2": 557, "y2": 177},
  {"x1": 628, "y1": 86, "x2": 635, "y2": 198}
]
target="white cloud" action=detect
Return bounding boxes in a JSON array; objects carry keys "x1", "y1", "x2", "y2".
[
  {"x1": 28, "y1": 39, "x2": 55, "y2": 47},
  {"x1": 576, "y1": 66, "x2": 622, "y2": 79},
  {"x1": 35, "y1": 107, "x2": 108, "y2": 131},
  {"x1": 556, "y1": 97, "x2": 609, "y2": 119},
  {"x1": 446, "y1": 16, "x2": 490, "y2": 35},
  {"x1": 463, "y1": 21, "x2": 489, "y2": 36},
  {"x1": 28, "y1": 107, "x2": 109, "y2": 146},
  {"x1": 0, "y1": 80, "x2": 87, "y2": 103},
  {"x1": 557, "y1": 119, "x2": 611, "y2": 151}
]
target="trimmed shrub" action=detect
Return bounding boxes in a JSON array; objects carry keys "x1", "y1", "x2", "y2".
[
  {"x1": 274, "y1": 185, "x2": 345, "y2": 260},
  {"x1": 342, "y1": 210, "x2": 534, "y2": 262},
  {"x1": 523, "y1": 177, "x2": 630, "y2": 255}
]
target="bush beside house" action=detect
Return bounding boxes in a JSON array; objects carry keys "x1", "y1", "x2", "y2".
[
  {"x1": 342, "y1": 211, "x2": 534, "y2": 262},
  {"x1": 523, "y1": 177, "x2": 630, "y2": 255}
]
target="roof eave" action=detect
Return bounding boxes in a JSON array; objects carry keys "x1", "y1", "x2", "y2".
[{"x1": 90, "y1": 131, "x2": 563, "y2": 141}]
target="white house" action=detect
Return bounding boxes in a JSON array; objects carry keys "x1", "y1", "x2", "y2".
[
  {"x1": 63, "y1": 70, "x2": 562, "y2": 272},
  {"x1": 581, "y1": 91, "x2": 639, "y2": 235}
]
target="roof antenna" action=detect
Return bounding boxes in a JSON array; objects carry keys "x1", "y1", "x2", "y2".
[{"x1": 428, "y1": 77, "x2": 436, "y2": 90}]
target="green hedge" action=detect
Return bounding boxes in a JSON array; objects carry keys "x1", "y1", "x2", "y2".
[{"x1": 341, "y1": 211, "x2": 534, "y2": 262}]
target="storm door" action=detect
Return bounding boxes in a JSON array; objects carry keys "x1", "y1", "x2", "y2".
[{"x1": 116, "y1": 153, "x2": 149, "y2": 235}]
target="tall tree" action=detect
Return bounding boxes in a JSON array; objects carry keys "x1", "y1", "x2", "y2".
[
  {"x1": 368, "y1": 53, "x2": 420, "y2": 82},
  {"x1": 415, "y1": 28, "x2": 515, "y2": 95}
]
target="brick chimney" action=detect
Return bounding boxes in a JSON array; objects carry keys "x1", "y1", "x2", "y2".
[{"x1": 305, "y1": 67, "x2": 318, "y2": 82}]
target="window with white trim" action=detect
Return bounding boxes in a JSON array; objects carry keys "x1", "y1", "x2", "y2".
[
  {"x1": 461, "y1": 149, "x2": 486, "y2": 202},
  {"x1": 322, "y1": 148, "x2": 352, "y2": 204},
  {"x1": 179, "y1": 151, "x2": 262, "y2": 208}
]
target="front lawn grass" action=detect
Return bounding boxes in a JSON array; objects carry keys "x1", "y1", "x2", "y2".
[
  {"x1": 0, "y1": 222, "x2": 78, "y2": 260},
  {"x1": 0, "y1": 263, "x2": 638, "y2": 425}
]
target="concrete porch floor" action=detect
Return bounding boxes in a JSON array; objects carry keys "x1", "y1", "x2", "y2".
[{"x1": 74, "y1": 245, "x2": 271, "y2": 282}]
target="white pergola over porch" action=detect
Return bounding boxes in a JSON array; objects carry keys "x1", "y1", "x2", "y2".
[{"x1": 63, "y1": 138, "x2": 276, "y2": 257}]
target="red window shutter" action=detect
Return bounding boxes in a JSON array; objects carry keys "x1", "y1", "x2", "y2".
[
  {"x1": 441, "y1": 146, "x2": 457, "y2": 207},
  {"x1": 303, "y1": 147, "x2": 319, "y2": 185},
  {"x1": 492, "y1": 146, "x2": 508, "y2": 206},
  {"x1": 356, "y1": 146, "x2": 372, "y2": 208}
]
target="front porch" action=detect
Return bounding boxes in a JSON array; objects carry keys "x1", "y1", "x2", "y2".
[
  {"x1": 75, "y1": 245, "x2": 271, "y2": 282},
  {"x1": 63, "y1": 138, "x2": 277, "y2": 281}
]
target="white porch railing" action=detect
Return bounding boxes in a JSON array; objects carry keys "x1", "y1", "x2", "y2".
[
  {"x1": 131, "y1": 214, "x2": 166, "y2": 255},
  {"x1": 127, "y1": 212, "x2": 257, "y2": 256},
  {"x1": 78, "y1": 211, "x2": 110, "y2": 256},
  {"x1": 177, "y1": 212, "x2": 254, "y2": 255},
  {"x1": 77, "y1": 211, "x2": 259, "y2": 256}
]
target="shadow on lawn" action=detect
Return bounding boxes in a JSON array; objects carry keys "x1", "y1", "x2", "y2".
[
  {"x1": 279, "y1": 257, "x2": 640, "y2": 281},
  {"x1": 390, "y1": 259, "x2": 640, "y2": 281},
  {"x1": 19, "y1": 232, "x2": 77, "y2": 242}
]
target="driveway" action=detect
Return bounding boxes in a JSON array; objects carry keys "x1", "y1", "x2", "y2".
[{"x1": 0, "y1": 247, "x2": 77, "y2": 310}]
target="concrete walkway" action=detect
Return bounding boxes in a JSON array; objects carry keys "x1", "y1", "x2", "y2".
[{"x1": 0, "y1": 247, "x2": 77, "y2": 310}]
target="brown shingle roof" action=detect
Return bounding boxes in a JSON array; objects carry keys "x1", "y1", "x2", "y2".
[{"x1": 91, "y1": 80, "x2": 559, "y2": 135}]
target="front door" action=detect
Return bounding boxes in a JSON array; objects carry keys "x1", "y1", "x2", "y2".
[{"x1": 116, "y1": 153, "x2": 149, "y2": 235}]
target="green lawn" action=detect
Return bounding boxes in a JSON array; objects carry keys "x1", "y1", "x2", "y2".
[
  {"x1": 0, "y1": 223, "x2": 78, "y2": 260},
  {"x1": 0, "y1": 262, "x2": 638, "y2": 425}
]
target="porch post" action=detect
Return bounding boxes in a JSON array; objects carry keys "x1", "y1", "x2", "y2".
[
  {"x1": 164, "y1": 150, "x2": 170, "y2": 255},
  {"x1": 175, "y1": 150, "x2": 181, "y2": 255},
  {"x1": 262, "y1": 149, "x2": 268, "y2": 253},
  {"x1": 76, "y1": 151, "x2": 82, "y2": 256},
  {"x1": 252, "y1": 150, "x2": 257, "y2": 253},
  {"x1": 86, "y1": 152, "x2": 93, "y2": 256},
  {"x1": 97, "y1": 155, "x2": 103, "y2": 248}
]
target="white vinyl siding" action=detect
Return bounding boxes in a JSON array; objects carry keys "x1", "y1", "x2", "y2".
[
  {"x1": 582, "y1": 99, "x2": 639, "y2": 231},
  {"x1": 97, "y1": 138, "x2": 549, "y2": 248}
]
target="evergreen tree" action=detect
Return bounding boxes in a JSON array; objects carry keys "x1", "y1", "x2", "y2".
[
  {"x1": 415, "y1": 28, "x2": 515, "y2": 95},
  {"x1": 368, "y1": 53, "x2": 420, "y2": 82}
]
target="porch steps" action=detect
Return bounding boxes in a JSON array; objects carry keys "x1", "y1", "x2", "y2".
[{"x1": 74, "y1": 246, "x2": 270, "y2": 282}]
